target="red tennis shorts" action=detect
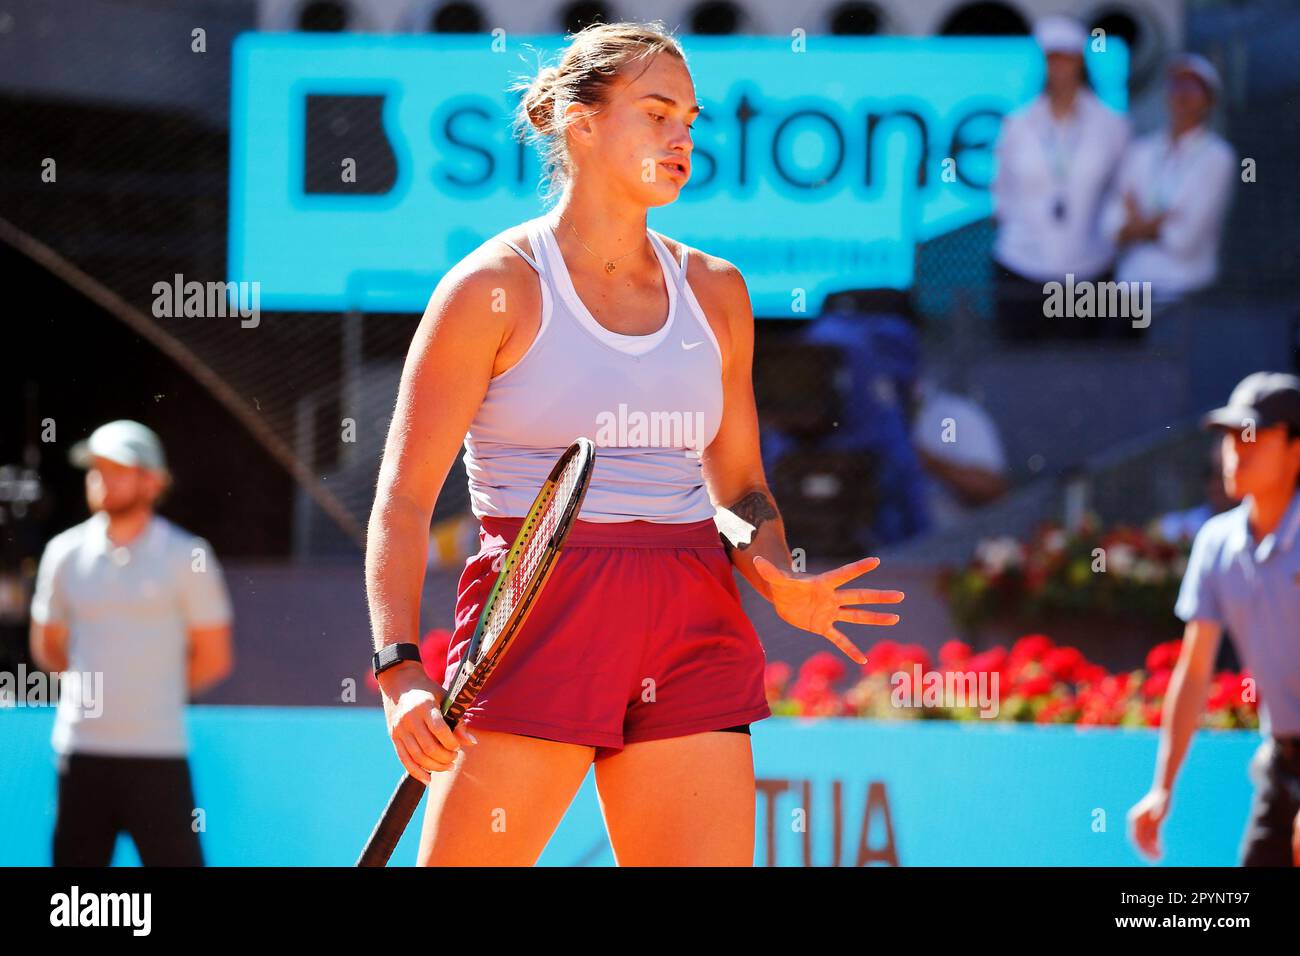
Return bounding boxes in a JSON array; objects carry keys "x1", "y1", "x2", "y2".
[{"x1": 443, "y1": 514, "x2": 772, "y2": 760}]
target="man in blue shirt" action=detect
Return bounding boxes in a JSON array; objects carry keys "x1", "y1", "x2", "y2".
[{"x1": 1129, "y1": 372, "x2": 1300, "y2": 866}]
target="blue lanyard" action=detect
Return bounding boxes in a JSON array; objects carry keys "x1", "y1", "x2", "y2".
[{"x1": 1037, "y1": 110, "x2": 1082, "y2": 186}]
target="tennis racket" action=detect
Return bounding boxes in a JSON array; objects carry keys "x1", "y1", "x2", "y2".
[{"x1": 356, "y1": 437, "x2": 596, "y2": 866}]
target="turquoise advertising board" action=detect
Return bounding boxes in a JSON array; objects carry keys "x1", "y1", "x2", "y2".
[
  {"x1": 2, "y1": 708, "x2": 1254, "y2": 866},
  {"x1": 229, "y1": 35, "x2": 1127, "y2": 316}
]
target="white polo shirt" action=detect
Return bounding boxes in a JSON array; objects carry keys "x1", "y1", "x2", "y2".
[
  {"x1": 30, "y1": 512, "x2": 232, "y2": 757},
  {"x1": 1104, "y1": 124, "x2": 1237, "y2": 301},
  {"x1": 993, "y1": 89, "x2": 1132, "y2": 281}
]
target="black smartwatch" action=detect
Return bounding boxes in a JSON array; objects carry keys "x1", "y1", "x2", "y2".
[{"x1": 372, "y1": 642, "x2": 422, "y2": 679}]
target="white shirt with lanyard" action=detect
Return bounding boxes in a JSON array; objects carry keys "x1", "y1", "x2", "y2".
[{"x1": 993, "y1": 89, "x2": 1131, "y2": 282}]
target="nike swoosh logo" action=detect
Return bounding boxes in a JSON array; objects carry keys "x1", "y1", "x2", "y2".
[{"x1": 682, "y1": 339, "x2": 703, "y2": 350}]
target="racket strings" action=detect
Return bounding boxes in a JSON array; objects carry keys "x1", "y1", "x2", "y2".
[{"x1": 478, "y1": 452, "x2": 585, "y2": 658}]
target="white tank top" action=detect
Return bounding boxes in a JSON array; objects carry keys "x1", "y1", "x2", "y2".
[{"x1": 461, "y1": 215, "x2": 725, "y2": 523}]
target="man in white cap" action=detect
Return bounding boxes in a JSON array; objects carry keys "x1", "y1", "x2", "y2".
[
  {"x1": 1105, "y1": 53, "x2": 1237, "y2": 304},
  {"x1": 991, "y1": 15, "x2": 1131, "y2": 340},
  {"x1": 29, "y1": 420, "x2": 234, "y2": 866}
]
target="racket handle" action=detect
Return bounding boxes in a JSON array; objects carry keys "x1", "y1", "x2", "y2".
[{"x1": 356, "y1": 773, "x2": 426, "y2": 867}]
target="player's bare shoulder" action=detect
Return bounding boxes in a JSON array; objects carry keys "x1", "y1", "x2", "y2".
[
  {"x1": 439, "y1": 224, "x2": 540, "y2": 317},
  {"x1": 423, "y1": 224, "x2": 542, "y2": 377}
]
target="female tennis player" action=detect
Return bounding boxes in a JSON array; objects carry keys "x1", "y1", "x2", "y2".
[{"x1": 366, "y1": 21, "x2": 904, "y2": 866}]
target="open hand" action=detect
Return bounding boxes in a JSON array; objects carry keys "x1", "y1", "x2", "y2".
[{"x1": 752, "y1": 555, "x2": 903, "y2": 665}]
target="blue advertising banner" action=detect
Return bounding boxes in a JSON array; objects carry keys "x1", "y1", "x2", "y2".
[
  {"x1": 2, "y1": 708, "x2": 1253, "y2": 866},
  {"x1": 229, "y1": 35, "x2": 1127, "y2": 316}
]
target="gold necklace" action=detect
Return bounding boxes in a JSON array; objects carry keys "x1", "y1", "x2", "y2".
[{"x1": 557, "y1": 215, "x2": 643, "y2": 274}]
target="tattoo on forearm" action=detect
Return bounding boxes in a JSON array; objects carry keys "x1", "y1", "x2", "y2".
[{"x1": 725, "y1": 490, "x2": 778, "y2": 552}]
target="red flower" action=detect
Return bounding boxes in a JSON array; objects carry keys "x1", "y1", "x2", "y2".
[
  {"x1": 968, "y1": 646, "x2": 1009, "y2": 675},
  {"x1": 1036, "y1": 695, "x2": 1075, "y2": 723},
  {"x1": 1207, "y1": 672, "x2": 1249, "y2": 711},
  {"x1": 938, "y1": 640, "x2": 971, "y2": 667},
  {"x1": 896, "y1": 643, "x2": 932, "y2": 672},
  {"x1": 1076, "y1": 685, "x2": 1125, "y2": 724},
  {"x1": 864, "y1": 640, "x2": 902, "y2": 676},
  {"x1": 799, "y1": 651, "x2": 846, "y2": 685},
  {"x1": 1141, "y1": 670, "x2": 1171, "y2": 699},
  {"x1": 1075, "y1": 663, "x2": 1108, "y2": 686},
  {"x1": 1238, "y1": 671, "x2": 1257, "y2": 712},
  {"x1": 1206, "y1": 681, "x2": 1231, "y2": 711},
  {"x1": 1016, "y1": 673, "x2": 1055, "y2": 698},
  {"x1": 1006, "y1": 654, "x2": 1040, "y2": 685},
  {"x1": 1010, "y1": 633, "x2": 1054, "y2": 663},
  {"x1": 789, "y1": 672, "x2": 847, "y2": 715},
  {"x1": 765, "y1": 662, "x2": 792, "y2": 693},
  {"x1": 1144, "y1": 639, "x2": 1183, "y2": 674},
  {"x1": 1096, "y1": 673, "x2": 1132, "y2": 699},
  {"x1": 1042, "y1": 646, "x2": 1086, "y2": 682}
]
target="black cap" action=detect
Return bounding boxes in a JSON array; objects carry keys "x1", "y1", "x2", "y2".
[{"x1": 1201, "y1": 372, "x2": 1300, "y2": 432}]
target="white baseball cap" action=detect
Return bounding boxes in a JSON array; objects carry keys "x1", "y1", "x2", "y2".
[
  {"x1": 1168, "y1": 52, "x2": 1222, "y2": 99},
  {"x1": 70, "y1": 420, "x2": 169, "y2": 474},
  {"x1": 1034, "y1": 15, "x2": 1087, "y2": 55}
]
